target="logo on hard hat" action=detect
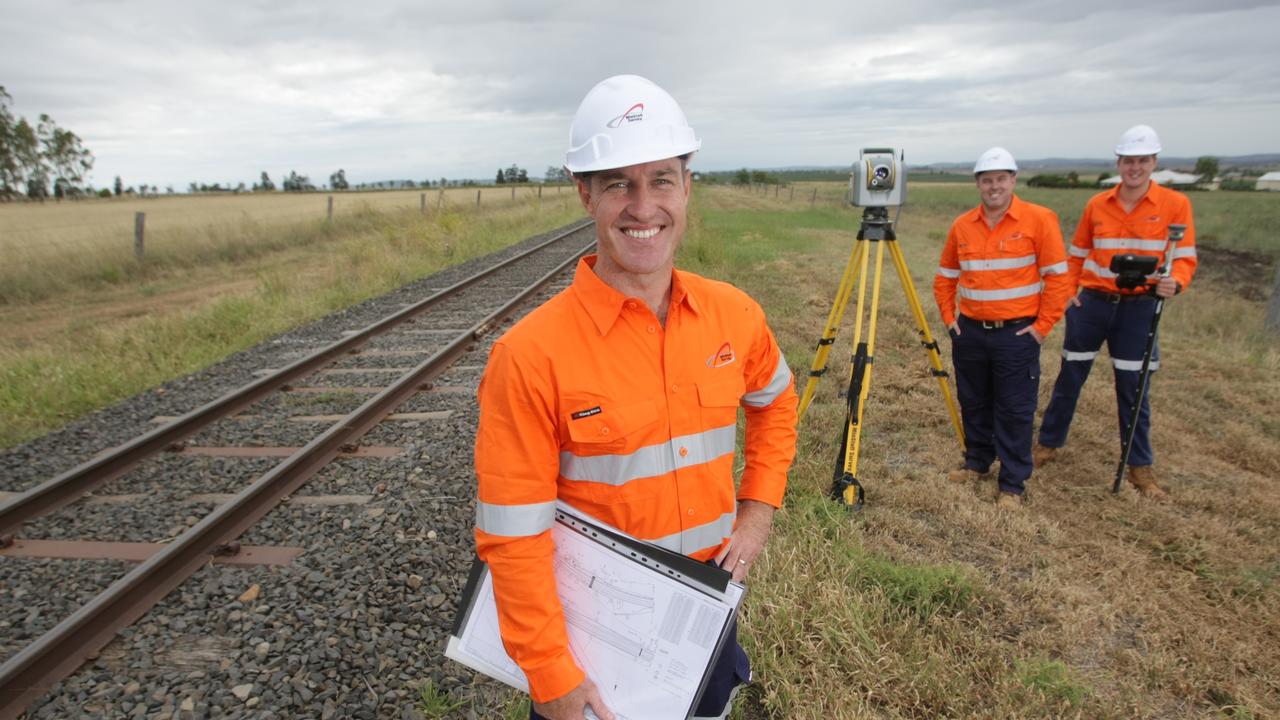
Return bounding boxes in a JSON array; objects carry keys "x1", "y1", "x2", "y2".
[{"x1": 607, "y1": 103, "x2": 645, "y2": 128}]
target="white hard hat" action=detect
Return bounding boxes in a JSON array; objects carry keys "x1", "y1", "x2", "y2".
[
  {"x1": 564, "y1": 75, "x2": 701, "y2": 174},
  {"x1": 973, "y1": 147, "x2": 1017, "y2": 175},
  {"x1": 1115, "y1": 124, "x2": 1162, "y2": 156}
]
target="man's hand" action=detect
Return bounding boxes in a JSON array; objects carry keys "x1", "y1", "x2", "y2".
[
  {"x1": 1155, "y1": 276, "x2": 1179, "y2": 299},
  {"x1": 1068, "y1": 292, "x2": 1082, "y2": 308},
  {"x1": 714, "y1": 499, "x2": 775, "y2": 582},
  {"x1": 532, "y1": 678, "x2": 615, "y2": 720},
  {"x1": 948, "y1": 321, "x2": 960, "y2": 337},
  {"x1": 1015, "y1": 325, "x2": 1044, "y2": 344}
]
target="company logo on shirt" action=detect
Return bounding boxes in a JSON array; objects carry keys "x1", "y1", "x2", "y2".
[
  {"x1": 1147, "y1": 215, "x2": 1160, "y2": 222},
  {"x1": 570, "y1": 406, "x2": 602, "y2": 420},
  {"x1": 607, "y1": 103, "x2": 645, "y2": 128},
  {"x1": 1008, "y1": 231, "x2": 1024, "y2": 240},
  {"x1": 706, "y1": 342, "x2": 736, "y2": 368}
]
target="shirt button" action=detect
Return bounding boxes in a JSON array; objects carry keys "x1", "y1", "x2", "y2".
[
  {"x1": 625, "y1": 301, "x2": 636, "y2": 309},
  {"x1": 647, "y1": 325, "x2": 656, "y2": 334},
  {"x1": 679, "y1": 446, "x2": 688, "y2": 457},
  {"x1": 687, "y1": 509, "x2": 695, "y2": 516},
  {"x1": 600, "y1": 427, "x2": 610, "y2": 436},
  {"x1": 670, "y1": 384, "x2": 678, "y2": 393}
]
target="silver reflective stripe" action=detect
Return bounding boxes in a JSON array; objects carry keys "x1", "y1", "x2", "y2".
[
  {"x1": 1094, "y1": 238, "x2": 1167, "y2": 251},
  {"x1": 650, "y1": 511, "x2": 736, "y2": 555},
  {"x1": 1062, "y1": 350, "x2": 1098, "y2": 361},
  {"x1": 957, "y1": 282, "x2": 1041, "y2": 301},
  {"x1": 1173, "y1": 246, "x2": 1197, "y2": 259},
  {"x1": 1069, "y1": 245, "x2": 1091, "y2": 258},
  {"x1": 560, "y1": 425, "x2": 736, "y2": 485},
  {"x1": 936, "y1": 266, "x2": 961, "y2": 279},
  {"x1": 958, "y1": 255, "x2": 1036, "y2": 271},
  {"x1": 1084, "y1": 259, "x2": 1114, "y2": 277},
  {"x1": 1040, "y1": 261, "x2": 1068, "y2": 276},
  {"x1": 742, "y1": 356, "x2": 793, "y2": 408},
  {"x1": 476, "y1": 500, "x2": 556, "y2": 537},
  {"x1": 1113, "y1": 358, "x2": 1159, "y2": 371}
]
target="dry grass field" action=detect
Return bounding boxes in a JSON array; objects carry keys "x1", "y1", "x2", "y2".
[
  {"x1": 680, "y1": 184, "x2": 1280, "y2": 719},
  {"x1": 0, "y1": 188, "x2": 583, "y2": 447},
  {"x1": 0, "y1": 185, "x2": 573, "y2": 305}
]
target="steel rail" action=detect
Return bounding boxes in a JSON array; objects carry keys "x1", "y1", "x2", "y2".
[
  {"x1": 0, "y1": 219, "x2": 593, "y2": 538},
  {"x1": 0, "y1": 234, "x2": 596, "y2": 719}
]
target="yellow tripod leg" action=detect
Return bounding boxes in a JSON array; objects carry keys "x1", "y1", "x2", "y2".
[
  {"x1": 798, "y1": 239, "x2": 867, "y2": 420},
  {"x1": 837, "y1": 239, "x2": 884, "y2": 508},
  {"x1": 886, "y1": 241, "x2": 965, "y2": 449}
]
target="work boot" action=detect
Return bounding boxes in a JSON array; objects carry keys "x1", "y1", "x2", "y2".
[
  {"x1": 996, "y1": 491, "x2": 1023, "y2": 510},
  {"x1": 947, "y1": 467, "x2": 984, "y2": 484},
  {"x1": 1032, "y1": 444, "x2": 1057, "y2": 468},
  {"x1": 1127, "y1": 465, "x2": 1169, "y2": 502}
]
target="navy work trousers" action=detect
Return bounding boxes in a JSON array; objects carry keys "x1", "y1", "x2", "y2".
[
  {"x1": 1038, "y1": 291, "x2": 1159, "y2": 466},
  {"x1": 530, "y1": 606, "x2": 749, "y2": 720},
  {"x1": 950, "y1": 315, "x2": 1041, "y2": 495}
]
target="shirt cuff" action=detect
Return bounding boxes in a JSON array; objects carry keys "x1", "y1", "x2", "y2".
[{"x1": 524, "y1": 651, "x2": 586, "y2": 704}]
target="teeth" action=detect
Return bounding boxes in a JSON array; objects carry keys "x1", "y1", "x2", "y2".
[{"x1": 623, "y1": 228, "x2": 659, "y2": 239}]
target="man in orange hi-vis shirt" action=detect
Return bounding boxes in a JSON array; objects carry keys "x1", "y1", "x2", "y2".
[
  {"x1": 1035, "y1": 125, "x2": 1197, "y2": 500},
  {"x1": 473, "y1": 75, "x2": 798, "y2": 720},
  {"x1": 934, "y1": 147, "x2": 1072, "y2": 510}
]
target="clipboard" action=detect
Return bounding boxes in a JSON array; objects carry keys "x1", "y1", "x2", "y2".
[{"x1": 446, "y1": 503, "x2": 745, "y2": 719}]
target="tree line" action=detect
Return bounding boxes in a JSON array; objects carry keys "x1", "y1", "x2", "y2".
[{"x1": 0, "y1": 86, "x2": 94, "y2": 201}]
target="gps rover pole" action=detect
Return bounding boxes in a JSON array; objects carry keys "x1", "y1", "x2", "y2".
[{"x1": 1113, "y1": 223, "x2": 1185, "y2": 494}]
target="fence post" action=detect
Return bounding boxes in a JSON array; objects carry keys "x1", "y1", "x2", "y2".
[
  {"x1": 774, "y1": 185, "x2": 779, "y2": 197},
  {"x1": 134, "y1": 212, "x2": 145, "y2": 260},
  {"x1": 420, "y1": 192, "x2": 426, "y2": 214},
  {"x1": 438, "y1": 189, "x2": 444, "y2": 209},
  {"x1": 790, "y1": 186, "x2": 795, "y2": 201},
  {"x1": 811, "y1": 188, "x2": 817, "y2": 205},
  {"x1": 538, "y1": 185, "x2": 543, "y2": 199},
  {"x1": 476, "y1": 189, "x2": 482, "y2": 207},
  {"x1": 1266, "y1": 264, "x2": 1280, "y2": 333},
  {"x1": 511, "y1": 186, "x2": 516, "y2": 201},
  {"x1": 327, "y1": 195, "x2": 333, "y2": 222}
]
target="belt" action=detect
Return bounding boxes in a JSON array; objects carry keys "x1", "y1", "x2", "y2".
[
  {"x1": 1082, "y1": 287, "x2": 1153, "y2": 303},
  {"x1": 960, "y1": 315, "x2": 1035, "y2": 330}
]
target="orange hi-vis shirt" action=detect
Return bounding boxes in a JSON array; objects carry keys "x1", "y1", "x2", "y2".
[
  {"x1": 933, "y1": 194, "x2": 1073, "y2": 338},
  {"x1": 474, "y1": 255, "x2": 798, "y2": 702},
  {"x1": 1067, "y1": 181, "x2": 1197, "y2": 295}
]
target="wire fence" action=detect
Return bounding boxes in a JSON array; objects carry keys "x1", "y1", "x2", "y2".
[{"x1": 0, "y1": 185, "x2": 577, "y2": 255}]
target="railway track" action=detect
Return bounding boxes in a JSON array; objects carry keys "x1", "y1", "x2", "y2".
[{"x1": 0, "y1": 219, "x2": 596, "y2": 718}]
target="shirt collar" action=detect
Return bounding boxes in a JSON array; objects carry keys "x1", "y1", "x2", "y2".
[
  {"x1": 966, "y1": 193, "x2": 1023, "y2": 226},
  {"x1": 569, "y1": 256, "x2": 700, "y2": 336},
  {"x1": 1106, "y1": 180, "x2": 1161, "y2": 210}
]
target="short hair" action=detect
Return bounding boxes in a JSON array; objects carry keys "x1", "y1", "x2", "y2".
[{"x1": 572, "y1": 153, "x2": 692, "y2": 188}]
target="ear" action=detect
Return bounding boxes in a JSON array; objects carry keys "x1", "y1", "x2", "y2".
[{"x1": 573, "y1": 175, "x2": 594, "y2": 212}]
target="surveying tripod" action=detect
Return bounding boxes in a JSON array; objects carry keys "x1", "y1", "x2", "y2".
[{"x1": 798, "y1": 206, "x2": 965, "y2": 509}]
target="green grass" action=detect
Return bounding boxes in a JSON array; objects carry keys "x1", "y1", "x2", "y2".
[
  {"x1": 416, "y1": 680, "x2": 464, "y2": 718},
  {"x1": 1015, "y1": 657, "x2": 1090, "y2": 710}
]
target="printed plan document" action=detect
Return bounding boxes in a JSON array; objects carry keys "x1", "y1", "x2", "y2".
[{"x1": 446, "y1": 503, "x2": 745, "y2": 720}]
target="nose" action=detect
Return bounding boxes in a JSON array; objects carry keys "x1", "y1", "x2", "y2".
[{"x1": 625, "y1": 183, "x2": 658, "y2": 221}]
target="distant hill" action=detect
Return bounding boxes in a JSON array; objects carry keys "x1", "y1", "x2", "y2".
[
  {"x1": 920, "y1": 154, "x2": 1280, "y2": 172},
  {"x1": 710, "y1": 155, "x2": 1280, "y2": 177}
]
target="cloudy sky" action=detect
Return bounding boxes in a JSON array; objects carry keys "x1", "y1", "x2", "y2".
[{"x1": 3, "y1": 0, "x2": 1279, "y2": 190}]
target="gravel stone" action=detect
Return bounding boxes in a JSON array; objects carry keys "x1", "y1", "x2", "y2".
[{"x1": 5, "y1": 221, "x2": 592, "y2": 717}]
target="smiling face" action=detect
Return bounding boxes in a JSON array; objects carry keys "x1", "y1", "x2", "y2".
[
  {"x1": 975, "y1": 170, "x2": 1016, "y2": 215},
  {"x1": 1116, "y1": 154, "x2": 1157, "y2": 192},
  {"x1": 574, "y1": 156, "x2": 691, "y2": 288}
]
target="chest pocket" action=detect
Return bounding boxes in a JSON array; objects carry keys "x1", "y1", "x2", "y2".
[
  {"x1": 564, "y1": 398, "x2": 659, "y2": 451},
  {"x1": 996, "y1": 230, "x2": 1034, "y2": 258},
  {"x1": 697, "y1": 376, "x2": 744, "y2": 428}
]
